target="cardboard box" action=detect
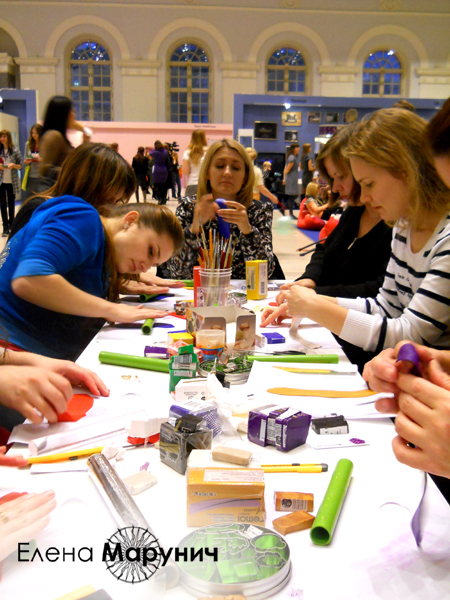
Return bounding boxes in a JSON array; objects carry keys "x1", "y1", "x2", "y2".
[
  {"x1": 186, "y1": 305, "x2": 256, "y2": 351},
  {"x1": 246, "y1": 260, "x2": 268, "y2": 300},
  {"x1": 187, "y1": 467, "x2": 265, "y2": 527}
]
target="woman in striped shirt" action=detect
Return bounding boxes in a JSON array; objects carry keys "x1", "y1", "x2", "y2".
[{"x1": 261, "y1": 108, "x2": 450, "y2": 371}]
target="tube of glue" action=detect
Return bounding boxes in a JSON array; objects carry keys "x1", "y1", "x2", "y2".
[{"x1": 215, "y1": 198, "x2": 231, "y2": 239}]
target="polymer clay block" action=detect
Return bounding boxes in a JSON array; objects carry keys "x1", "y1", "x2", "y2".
[
  {"x1": 274, "y1": 491, "x2": 314, "y2": 512},
  {"x1": 212, "y1": 446, "x2": 253, "y2": 466},
  {"x1": 274, "y1": 408, "x2": 311, "y2": 452},
  {"x1": 261, "y1": 332, "x2": 285, "y2": 344},
  {"x1": 272, "y1": 510, "x2": 315, "y2": 535},
  {"x1": 122, "y1": 471, "x2": 157, "y2": 495}
]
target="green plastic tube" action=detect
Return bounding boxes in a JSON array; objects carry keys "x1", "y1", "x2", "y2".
[
  {"x1": 141, "y1": 318, "x2": 154, "y2": 335},
  {"x1": 180, "y1": 280, "x2": 194, "y2": 286},
  {"x1": 310, "y1": 458, "x2": 353, "y2": 546},
  {"x1": 139, "y1": 293, "x2": 160, "y2": 303},
  {"x1": 247, "y1": 354, "x2": 339, "y2": 364},
  {"x1": 98, "y1": 351, "x2": 169, "y2": 373}
]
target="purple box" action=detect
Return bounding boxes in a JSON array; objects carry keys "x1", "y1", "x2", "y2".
[
  {"x1": 247, "y1": 405, "x2": 278, "y2": 447},
  {"x1": 261, "y1": 332, "x2": 285, "y2": 344},
  {"x1": 144, "y1": 346, "x2": 169, "y2": 359},
  {"x1": 274, "y1": 408, "x2": 311, "y2": 452},
  {"x1": 266, "y1": 407, "x2": 289, "y2": 446}
]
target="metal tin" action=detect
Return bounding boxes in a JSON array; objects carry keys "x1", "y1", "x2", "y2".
[
  {"x1": 177, "y1": 523, "x2": 291, "y2": 599},
  {"x1": 198, "y1": 356, "x2": 252, "y2": 384}
]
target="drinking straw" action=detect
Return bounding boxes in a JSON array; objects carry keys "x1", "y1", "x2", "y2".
[
  {"x1": 141, "y1": 318, "x2": 154, "y2": 334},
  {"x1": 99, "y1": 351, "x2": 170, "y2": 373},
  {"x1": 310, "y1": 458, "x2": 353, "y2": 546},
  {"x1": 247, "y1": 354, "x2": 339, "y2": 364}
]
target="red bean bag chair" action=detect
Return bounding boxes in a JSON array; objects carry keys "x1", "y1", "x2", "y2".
[
  {"x1": 297, "y1": 198, "x2": 325, "y2": 230},
  {"x1": 319, "y1": 215, "x2": 340, "y2": 240}
]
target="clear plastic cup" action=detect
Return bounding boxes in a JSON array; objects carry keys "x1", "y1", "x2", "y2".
[{"x1": 199, "y1": 268, "x2": 232, "y2": 307}]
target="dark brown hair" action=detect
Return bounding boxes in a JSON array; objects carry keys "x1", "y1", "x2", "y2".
[
  {"x1": 99, "y1": 203, "x2": 184, "y2": 300},
  {"x1": 27, "y1": 123, "x2": 43, "y2": 153},
  {"x1": 426, "y1": 97, "x2": 450, "y2": 157},
  {"x1": 0, "y1": 130, "x2": 14, "y2": 154}
]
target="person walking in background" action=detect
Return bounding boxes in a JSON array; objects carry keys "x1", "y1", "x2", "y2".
[
  {"x1": 151, "y1": 140, "x2": 169, "y2": 205},
  {"x1": 171, "y1": 145, "x2": 182, "y2": 200},
  {"x1": 301, "y1": 142, "x2": 315, "y2": 199},
  {"x1": 22, "y1": 123, "x2": 43, "y2": 201},
  {"x1": 0, "y1": 130, "x2": 23, "y2": 237},
  {"x1": 132, "y1": 146, "x2": 149, "y2": 202},
  {"x1": 183, "y1": 130, "x2": 208, "y2": 197},
  {"x1": 283, "y1": 143, "x2": 300, "y2": 218}
]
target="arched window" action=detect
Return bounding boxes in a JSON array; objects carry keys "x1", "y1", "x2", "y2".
[
  {"x1": 69, "y1": 40, "x2": 112, "y2": 121},
  {"x1": 266, "y1": 47, "x2": 306, "y2": 94},
  {"x1": 169, "y1": 43, "x2": 210, "y2": 123},
  {"x1": 362, "y1": 50, "x2": 402, "y2": 96}
]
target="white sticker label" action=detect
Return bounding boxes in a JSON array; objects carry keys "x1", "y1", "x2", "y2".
[{"x1": 203, "y1": 470, "x2": 264, "y2": 482}]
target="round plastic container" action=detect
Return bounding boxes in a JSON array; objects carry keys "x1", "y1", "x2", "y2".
[
  {"x1": 200, "y1": 268, "x2": 232, "y2": 306},
  {"x1": 196, "y1": 328, "x2": 226, "y2": 361}
]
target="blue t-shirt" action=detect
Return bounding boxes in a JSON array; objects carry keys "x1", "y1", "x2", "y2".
[{"x1": 0, "y1": 195, "x2": 107, "y2": 360}]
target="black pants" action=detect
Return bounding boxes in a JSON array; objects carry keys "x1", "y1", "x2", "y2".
[
  {"x1": 171, "y1": 170, "x2": 181, "y2": 199},
  {"x1": 154, "y1": 182, "x2": 168, "y2": 204},
  {"x1": 0, "y1": 183, "x2": 15, "y2": 230},
  {"x1": 286, "y1": 195, "x2": 298, "y2": 215}
]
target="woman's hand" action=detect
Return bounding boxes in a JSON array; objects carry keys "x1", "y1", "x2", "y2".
[
  {"x1": 0, "y1": 447, "x2": 28, "y2": 467},
  {"x1": 120, "y1": 280, "x2": 170, "y2": 295},
  {"x1": 28, "y1": 356, "x2": 110, "y2": 398},
  {"x1": 277, "y1": 286, "x2": 318, "y2": 319},
  {"x1": 260, "y1": 304, "x2": 289, "y2": 327},
  {"x1": 139, "y1": 272, "x2": 186, "y2": 288},
  {"x1": 279, "y1": 279, "x2": 316, "y2": 291},
  {"x1": 391, "y1": 360, "x2": 450, "y2": 478},
  {"x1": 108, "y1": 304, "x2": 170, "y2": 324},
  {"x1": 0, "y1": 491, "x2": 57, "y2": 562},
  {"x1": 191, "y1": 194, "x2": 218, "y2": 234},
  {"x1": 24, "y1": 158, "x2": 33, "y2": 165},
  {"x1": 217, "y1": 200, "x2": 251, "y2": 235},
  {"x1": 0, "y1": 366, "x2": 73, "y2": 424}
]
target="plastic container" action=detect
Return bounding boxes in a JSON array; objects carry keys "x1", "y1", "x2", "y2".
[
  {"x1": 196, "y1": 328, "x2": 226, "y2": 360},
  {"x1": 200, "y1": 268, "x2": 232, "y2": 307}
]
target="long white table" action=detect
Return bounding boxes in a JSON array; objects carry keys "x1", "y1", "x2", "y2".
[{"x1": 1, "y1": 284, "x2": 450, "y2": 600}]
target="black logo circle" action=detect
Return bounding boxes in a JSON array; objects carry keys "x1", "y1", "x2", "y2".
[{"x1": 104, "y1": 526, "x2": 161, "y2": 583}]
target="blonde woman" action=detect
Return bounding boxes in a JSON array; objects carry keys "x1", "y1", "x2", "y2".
[
  {"x1": 183, "y1": 130, "x2": 208, "y2": 196},
  {"x1": 168, "y1": 138, "x2": 275, "y2": 279},
  {"x1": 262, "y1": 109, "x2": 450, "y2": 371}
]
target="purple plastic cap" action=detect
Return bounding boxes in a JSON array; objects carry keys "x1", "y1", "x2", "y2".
[{"x1": 396, "y1": 343, "x2": 421, "y2": 376}]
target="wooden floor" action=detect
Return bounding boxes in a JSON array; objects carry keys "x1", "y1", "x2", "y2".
[{"x1": 1, "y1": 200, "x2": 313, "y2": 281}]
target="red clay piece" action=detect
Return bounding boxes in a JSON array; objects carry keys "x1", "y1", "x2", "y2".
[{"x1": 57, "y1": 394, "x2": 94, "y2": 422}]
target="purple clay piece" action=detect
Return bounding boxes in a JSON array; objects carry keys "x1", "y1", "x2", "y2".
[
  {"x1": 350, "y1": 438, "x2": 365, "y2": 445},
  {"x1": 215, "y1": 198, "x2": 231, "y2": 239},
  {"x1": 396, "y1": 343, "x2": 421, "y2": 376}
]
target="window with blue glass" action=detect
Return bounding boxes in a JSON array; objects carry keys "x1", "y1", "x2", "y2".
[
  {"x1": 266, "y1": 47, "x2": 306, "y2": 94},
  {"x1": 169, "y1": 43, "x2": 210, "y2": 123},
  {"x1": 362, "y1": 50, "x2": 402, "y2": 96},
  {"x1": 70, "y1": 40, "x2": 112, "y2": 121}
]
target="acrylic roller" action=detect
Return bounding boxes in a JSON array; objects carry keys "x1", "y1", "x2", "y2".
[
  {"x1": 142, "y1": 318, "x2": 154, "y2": 334},
  {"x1": 98, "y1": 351, "x2": 170, "y2": 373},
  {"x1": 310, "y1": 458, "x2": 353, "y2": 546},
  {"x1": 247, "y1": 354, "x2": 339, "y2": 364},
  {"x1": 87, "y1": 454, "x2": 179, "y2": 588}
]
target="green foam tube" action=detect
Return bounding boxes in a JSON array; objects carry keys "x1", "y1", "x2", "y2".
[
  {"x1": 141, "y1": 318, "x2": 154, "y2": 335},
  {"x1": 139, "y1": 293, "x2": 160, "y2": 303},
  {"x1": 99, "y1": 351, "x2": 169, "y2": 373},
  {"x1": 248, "y1": 354, "x2": 339, "y2": 364},
  {"x1": 310, "y1": 458, "x2": 353, "y2": 546}
]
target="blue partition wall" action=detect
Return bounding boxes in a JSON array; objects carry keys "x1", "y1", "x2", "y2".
[
  {"x1": 0, "y1": 89, "x2": 38, "y2": 156},
  {"x1": 233, "y1": 94, "x2": 445, "y2": 162}
]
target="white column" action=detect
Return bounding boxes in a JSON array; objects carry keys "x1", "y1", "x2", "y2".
[
  {"x1": 15, "y1": 58, "x2": 59, "y2": 116},
  {"x1": 118, "y1": 60, "x2": 161, "y2": 122},
  {"x1": 416, "y1": 68, "x2": 450, "y2": 100},
  {"x1": 219, "y1": 62, "x2": 260, "y2": 124},
  {"x1": 318, "y1": 66, "x2": 359, "y2": 97}
]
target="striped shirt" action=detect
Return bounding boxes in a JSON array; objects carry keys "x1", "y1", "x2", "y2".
[{"x1": 338, "y1": 214, "x2": 450, "y2": 353}]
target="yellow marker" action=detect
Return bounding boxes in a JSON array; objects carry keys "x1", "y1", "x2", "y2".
[
  {"x1": 27, "y1": 446, "x2": 104, "y2": 465},
  {"x1": 263, "y1": 465, "x2": 327, "y2": 474}
]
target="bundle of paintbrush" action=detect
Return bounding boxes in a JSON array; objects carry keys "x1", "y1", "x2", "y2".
[{"x1": 198, "y1": 222, "x2": 235, "y2": 270}]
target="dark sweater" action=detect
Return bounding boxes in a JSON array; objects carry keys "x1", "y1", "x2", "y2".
[{"x1": 297, "y1": 205, "x2": 392, "y2": 298}]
